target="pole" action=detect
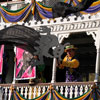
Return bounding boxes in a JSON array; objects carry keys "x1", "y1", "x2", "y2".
[
  {"x1": 12, "y1": 46, "x2": 16, "y2": 84},
  {"x1": 51, "y1": 57, "x2": 57, "y2": 83},
  {"x1": 94, "y1": 30, "x2": 100, "y2": 82}
]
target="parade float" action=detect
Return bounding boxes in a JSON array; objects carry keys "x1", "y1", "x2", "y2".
[{"x1": 0, "y1": 0, "x2": 100, "y2": 99}]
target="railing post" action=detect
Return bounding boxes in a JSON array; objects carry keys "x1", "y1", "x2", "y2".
[
  {"x1": 94, "y1": 30, "x2": 100, "y2": 82},
  {"x1": 51, "y1": 57, "x2": 57, "y2": 83},
  {"x1": 0, "y1": 87, "x2": 3, "y2": 100},
  {"x1": 12, "y1": 46, "x2": 16, "y2": 84}
]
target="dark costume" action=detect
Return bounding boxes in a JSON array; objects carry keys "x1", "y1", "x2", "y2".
[{"x1": 52, "y1": 0, "x2": 97, "y2": 18}]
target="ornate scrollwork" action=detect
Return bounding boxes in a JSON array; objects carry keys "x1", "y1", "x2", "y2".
[
  {"x1": 86, "y1": 31, "x2": 97, "y2": 47},
  {"x1": 58, "y1": 33, "x2": 70, "y2": 43}
]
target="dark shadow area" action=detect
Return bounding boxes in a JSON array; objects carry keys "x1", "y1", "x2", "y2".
[
  {"x1": 1, "y1": 45, "x2": 15, "y2": 83},
  {"x1": 56, "y1": 32, "x2": 96, "y2": 82}
]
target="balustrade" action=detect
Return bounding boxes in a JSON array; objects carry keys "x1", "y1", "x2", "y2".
[{"x1": 0, "y1": 82, "x2": 95, "y2": 99}]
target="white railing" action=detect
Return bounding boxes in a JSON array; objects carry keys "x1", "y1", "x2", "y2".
[{"x1": 0, "y1": 82, "x2": 95, "y2": 99}]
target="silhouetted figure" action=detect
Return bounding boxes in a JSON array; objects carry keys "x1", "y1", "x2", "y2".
[{"x1": 52, "y1": 0, "x2": 97, "y2": 18}]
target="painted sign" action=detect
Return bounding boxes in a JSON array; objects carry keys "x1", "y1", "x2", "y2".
[
  {"x1": 0, "y1": 45, "x2": 4, "y2": 75},
  {"x1": 15, "y1": 47, "x2": 36, "y2": 80}
]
